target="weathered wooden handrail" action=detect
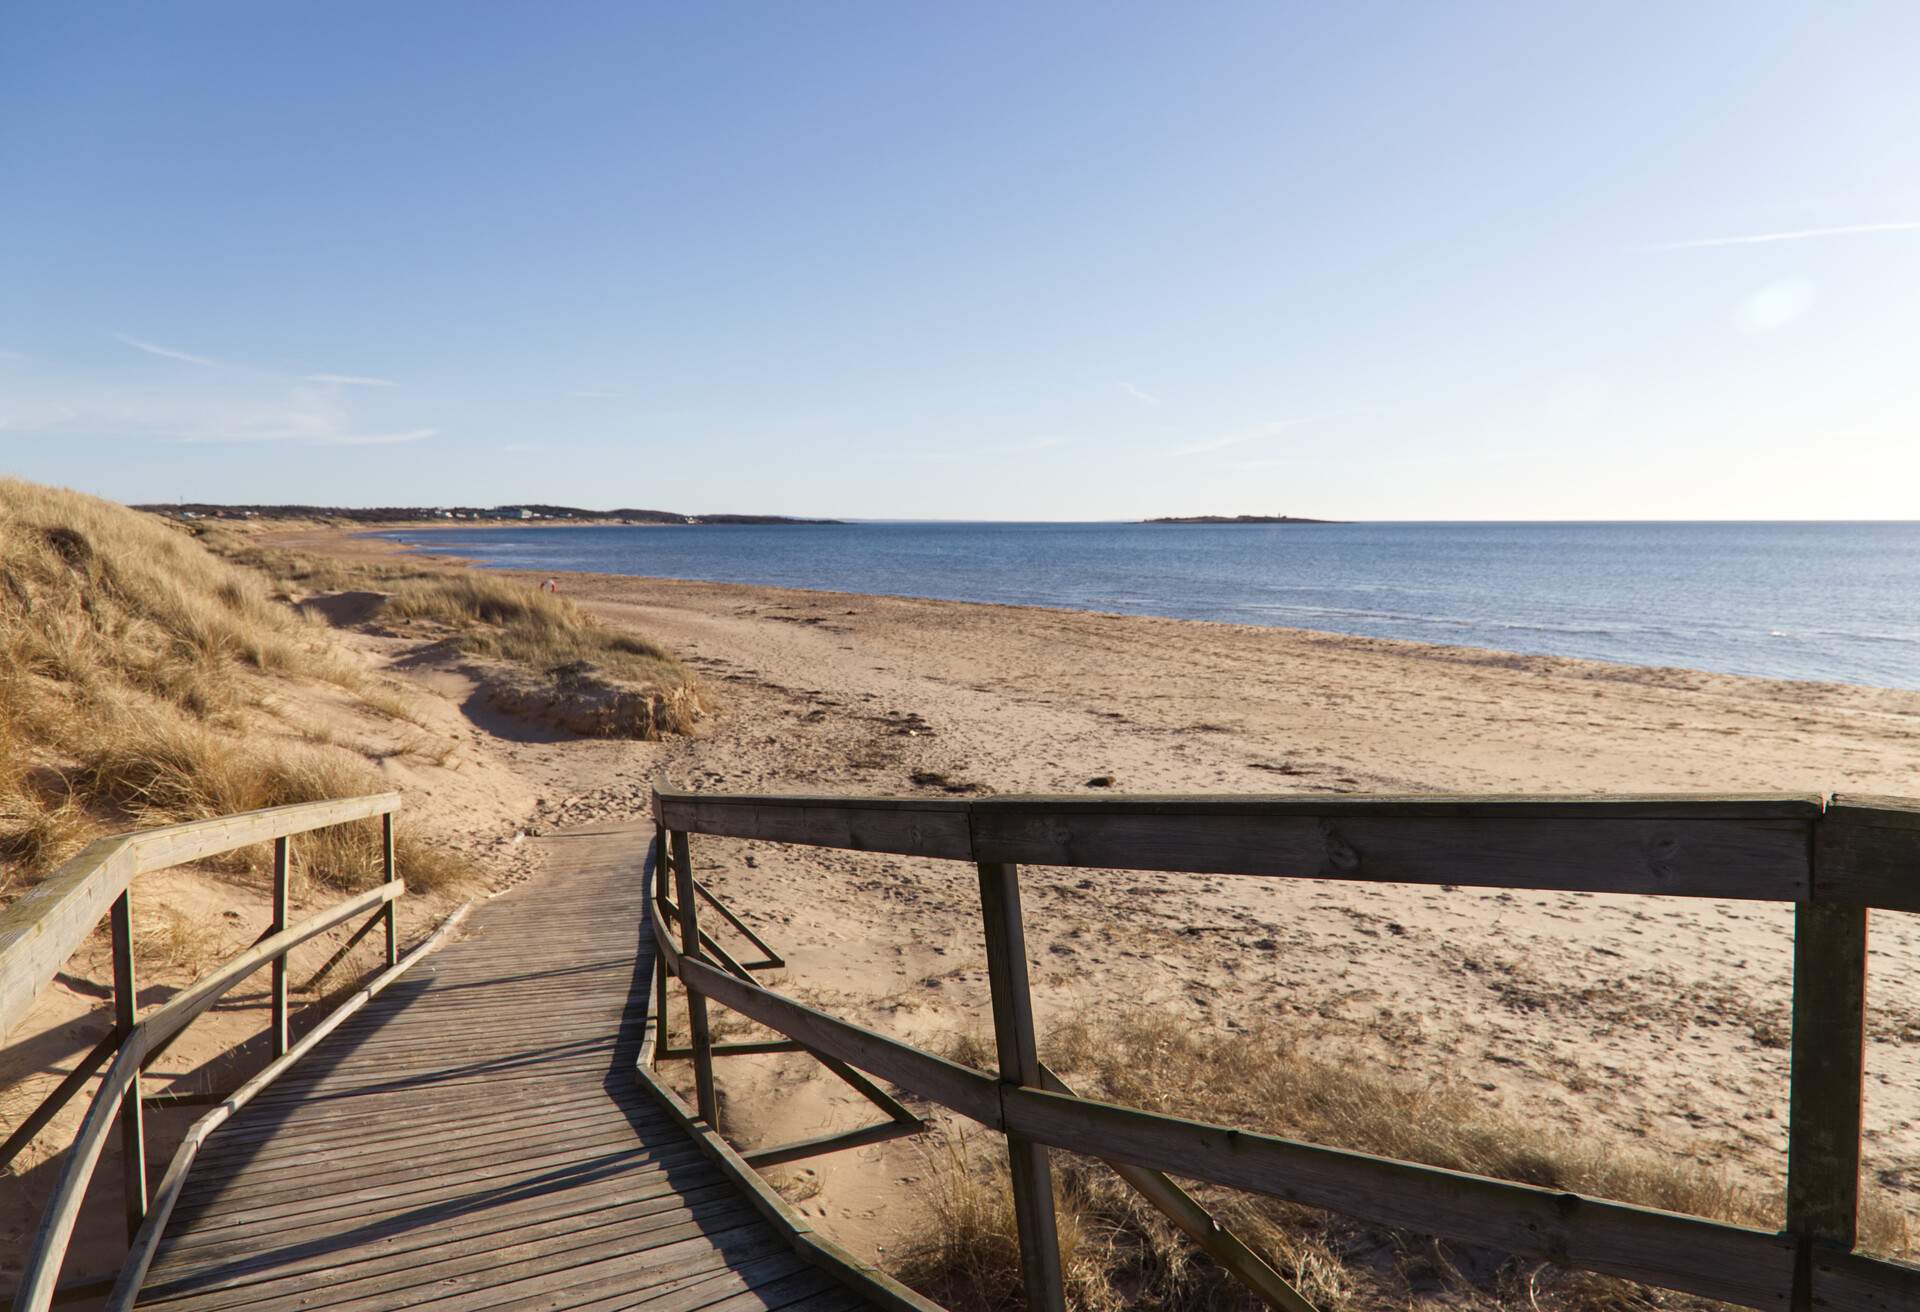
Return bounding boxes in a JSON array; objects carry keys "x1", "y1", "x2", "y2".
[
  {"x1": 0, "y1": 793, "x2": 410, "y2": 1312},
  {"x1": 0, "y1": 792, "x2": 402, "y2": 1042},
  {"x1": 647, "y1": 834, "x2": 925, "y2": 1163},
  {"x1": 12, "y1": 883, "x2": 401, "y2": 1312},
  {"x1": 103, "y1": 901, "x2": 472, "y2": 1312},
  {"x1": 648, "y1": 785, "x2": 1920, "y2": 1312}
]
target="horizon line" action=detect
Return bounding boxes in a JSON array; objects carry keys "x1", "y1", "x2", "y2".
[{"x1": 132, "y1": 503, "x2": 1920, "y2": 527}]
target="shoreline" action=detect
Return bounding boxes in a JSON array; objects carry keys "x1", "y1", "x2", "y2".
[
  {"x1": 259, "y1": 518, "x2": 1920, "y2": 1270},
  {"x1": 360, "y1": 526, "x2": 1918, "y2": 699}
]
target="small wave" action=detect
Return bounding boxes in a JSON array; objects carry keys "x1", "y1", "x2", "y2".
[
  {"x1": 1788, "y1": 628, "x2": 1920, "y2": 647},
  {"x1": 1241, "y1": 603, "x2": 1649, "y2": 641},
  {"x1": 1241, "y1": 603, "x2": 1499, "y2": 628}
]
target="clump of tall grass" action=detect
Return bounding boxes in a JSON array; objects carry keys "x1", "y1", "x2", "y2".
[
  {"x1": 378, "y1": 574, "x2": 705, "y2": 737},
  {"x1": 215, "y1": 541, "x2": 436, "y2": 594},
  {"x1": 1, "y1": 481, "x2": 354, "y2": 698},
  {"x1": 898, "y1": 1010, "x2": 1911, "y2": 1311},
  {"x1": 0, "y1": 480, "x2": 463, "y2": 897},
  {"x1": 379, "y1": 573, "x2": 686, "y2": 681},
  {"x1": 138, "y1": 903, "x2": 230, "y2": 974},
  {"x1": 71, "y1": 709, "x2": 462, "y2": 892},
  {"x1": 0, "y1": 749, "x2": 92, "y2": 894},
  {"x1": 198, "y1": 530, "x2": 705, "y2": 739}
]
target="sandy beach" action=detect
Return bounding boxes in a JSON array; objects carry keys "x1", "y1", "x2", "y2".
[
  {"x1": 251, "y1": 523, "x2": 1920, "y2": 1269},
  {"x1": 9, "y1": 513, "x2": 1920, "y2": 1299}
]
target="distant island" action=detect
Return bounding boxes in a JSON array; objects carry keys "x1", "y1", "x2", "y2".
[
  {"x1": 1143, "y1": 514, "x2": 1342, "y2": 525},
  {"x1": 136, "y1": 503, "x2": 841, "y2": 526}
]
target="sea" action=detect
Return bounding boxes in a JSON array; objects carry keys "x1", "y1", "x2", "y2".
[{"x1": 377, "y1": 521, "x2": 1920, "y2": 691}]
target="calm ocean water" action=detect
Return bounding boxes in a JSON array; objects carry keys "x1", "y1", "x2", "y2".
[{"x1": 379, "y1": 522, "x2": 1920, "y2": 690}]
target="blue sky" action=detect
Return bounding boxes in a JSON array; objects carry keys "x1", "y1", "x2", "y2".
[{"x1": 3, "y1": 3, "x2": 1917, "y2": 519}]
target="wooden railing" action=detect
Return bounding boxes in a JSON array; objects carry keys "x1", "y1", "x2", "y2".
[
  {"x1": 645, "y1": 785, "x2": 1920, "y2": 1312},
  {"x1": 0, "y1": 794, "x2": 439, "y2": 1312}
]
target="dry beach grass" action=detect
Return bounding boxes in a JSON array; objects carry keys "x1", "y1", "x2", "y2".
[
  {"x1": 895, "y1": 1012, "x2": 1910, "y2": 1311},
  {"x1": 0, "y1": 480, "x2": 460, "y2": 900},
  {"x1": 205, "y1": 530, "x2": 707, "y2": 739},
  {"x1": 379, "y1": 573, "x2": 707, "y2": 737}
]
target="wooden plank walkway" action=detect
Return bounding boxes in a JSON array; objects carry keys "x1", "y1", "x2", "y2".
[{"x1": 131, "y1": 823, "x2": 882, "y2": 1312}]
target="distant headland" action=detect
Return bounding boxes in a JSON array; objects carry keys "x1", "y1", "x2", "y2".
[
  {"x1": 135, "y1": 503, "x2": 841, "y2": 526},
  {"x1": 1143, "y1": 513, "x2": 1342, "y2": 525}
]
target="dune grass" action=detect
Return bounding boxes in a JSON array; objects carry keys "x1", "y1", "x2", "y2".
[
  {"x1": 207, "y1": 539, "x2": 705, "y2": 739},
  {"x1": 1, "y1": 491, "x2": 365, "y2": 702},
  {"x1": 388, "y1": 574, "x2": 692, "y2": 673},
  {"x1": 378, "y1": 572, "x2": 677, "y2": 672},
  {"x1": 212, "y1": 538, "x2": 438, "y2": 595},
  {"x1": 0, "y1": 479, "x2": 463, "y2": 901},
  {"x1": 898, "y1": 1010, "x2": 1910, "y2": 1311},
  {"x1": 374, "y1": 573, "x2": 705, "y2": 738},
  {"x1": 72, "y1": 710, "x2": 460, "y2": 891}
]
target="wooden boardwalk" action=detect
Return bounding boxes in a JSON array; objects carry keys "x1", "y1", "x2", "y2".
[{"x1": 130, "y1": 823, "x2": 882, "y2": 1312}]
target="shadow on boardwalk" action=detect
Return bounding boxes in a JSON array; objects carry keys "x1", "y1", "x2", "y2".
[{"x1": 134, "y1": 823, "x2": 880, "y2": 1312}]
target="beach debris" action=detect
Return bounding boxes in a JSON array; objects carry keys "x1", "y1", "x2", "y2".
[
  {"x1": 870, "y1": 710, "x2": 934, "y2": 737},
  {"x1": 1086, "y1": 774, "x2": 1117, "y2": 788},
  {"x1": 909, "y1": 769, "x2": 981, "y2": 794}
]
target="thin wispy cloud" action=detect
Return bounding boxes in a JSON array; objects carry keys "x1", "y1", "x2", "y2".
[
  {"x1": 115, "y1": 333, "x2": 221, "y2": 367},
  {"x1": 314, "y1": 427, "x2": 437, "y2": 446},
  {"x1": 907, "y1": 434, "x2": 1072, "y2": 462},
  {"x1": 305, "y1": 373, "x2": 397, "y2": 387},
  {"x1": 1119, "y1": 382, "x2": 1160, "y2": 406},
  {"x1": 8, "y1": 417, "x2": 439, "y2": 446},
  {"x1": 2, "y1": 372, "x2": 439, "y2": 448},
  {"x1": 1645, "y1": 221, "x2": 1920, "y2": 251},
  {"x1": 0, "y1": 402, "x2": 78, "y2": 432},
  {"x1": 1168, "y1": 413, "x2": 1333, "y2": 458},
  {"x1": 180, "y1": 426, "x2": 438, "y2": 446}
]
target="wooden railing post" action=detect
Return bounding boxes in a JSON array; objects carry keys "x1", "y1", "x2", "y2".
[
  {"x1": 1786, "y1": 902, "x2": 1868, "y2": 1308},
  {"x1": 109, "y1": 890, "x2": 147, "y2": 1240},
  {"x1": 671, "y1": 830, "x2": 720, "y2": 1127},
  {"x1": 651, "y1": 826, "x2": 672, "y2": 1070},
  {"x1": 977, "y1": 861, "x2": 1065, "y2": 1312},
  {"x1": 271, "y1": 837, "x2": 290, "y2": 1057},
  {"x1": 381, "y1": 813, "x2": 398, "y2": 966}
]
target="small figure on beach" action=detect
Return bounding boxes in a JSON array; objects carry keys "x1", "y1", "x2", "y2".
[{"x1": 542, "y1": 577, "x2": 559, "y2": 594}]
